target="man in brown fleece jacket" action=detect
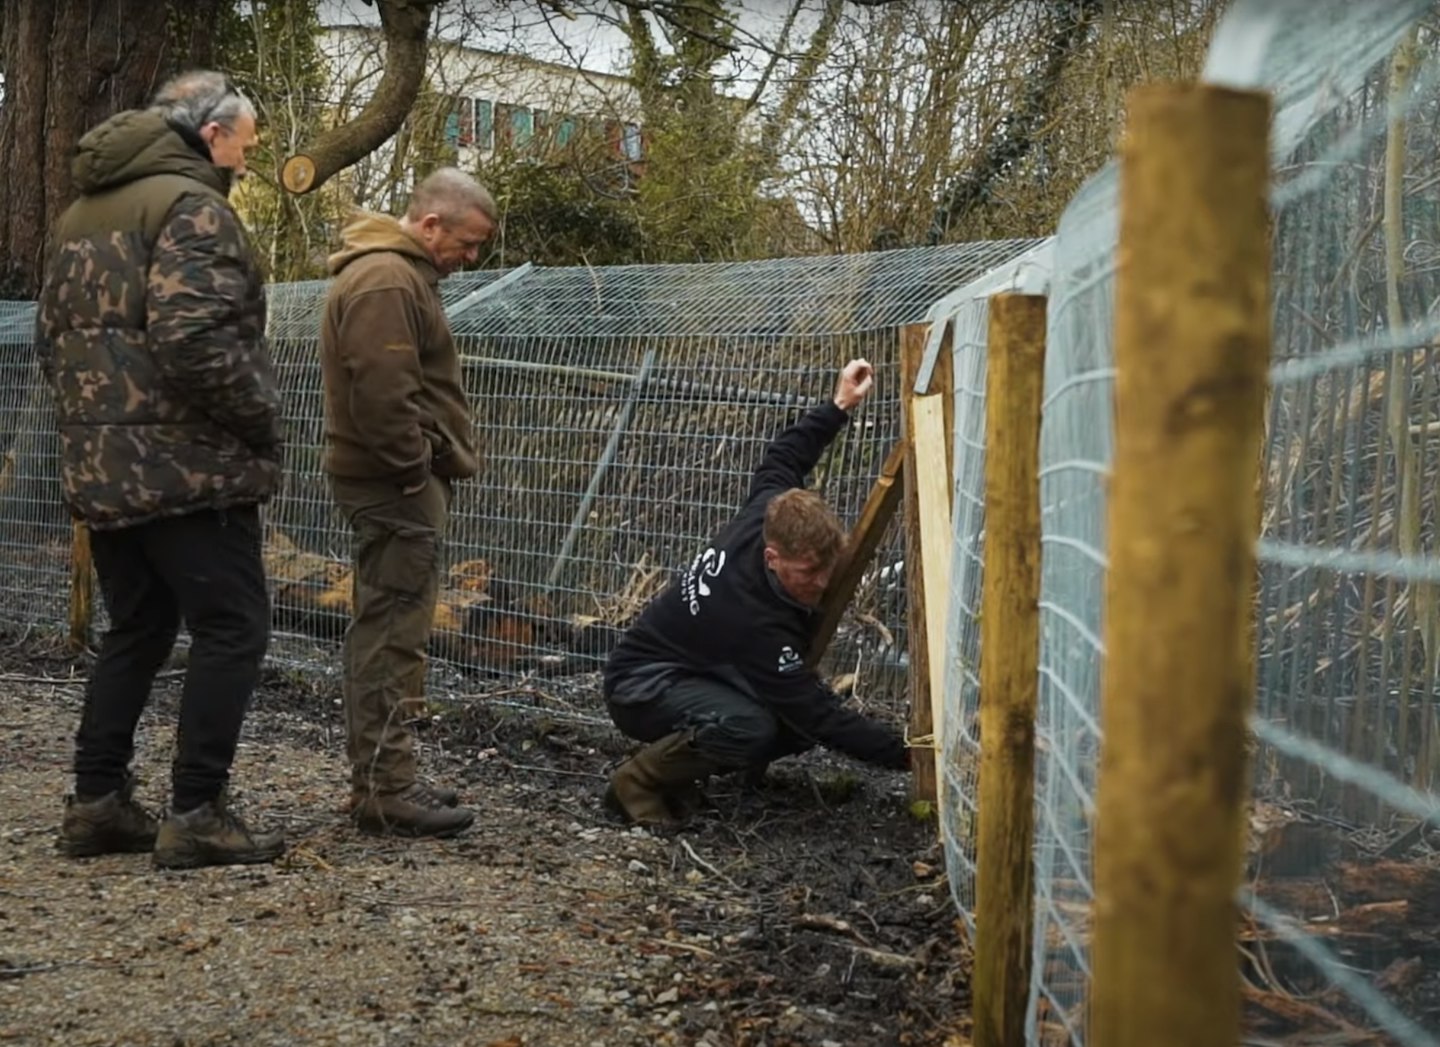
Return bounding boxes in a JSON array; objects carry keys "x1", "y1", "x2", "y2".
[{"x1": 320, "y1": 168, "x2": 497, "y2": 838}]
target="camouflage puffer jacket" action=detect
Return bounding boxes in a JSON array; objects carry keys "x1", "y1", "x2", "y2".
[{"x1": 34, "y1": 108, "x2": 283, "y2": 531}]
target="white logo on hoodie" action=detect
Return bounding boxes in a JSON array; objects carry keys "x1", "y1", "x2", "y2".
[{"x1": 682, "y1": 546, "x2": 727, "y2": 616}]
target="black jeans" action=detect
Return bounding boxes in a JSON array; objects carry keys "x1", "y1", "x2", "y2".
[
  {"x1": 74, "y1": 506, "x2": 270, "y2": 812},
  {"x1": 608, "y1": 674, "x2": 814, "y2": 771}
]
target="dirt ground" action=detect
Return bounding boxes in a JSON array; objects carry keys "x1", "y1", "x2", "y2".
[{"x1": 0, "y1": 631, "x2": 972, "y2": 1047}]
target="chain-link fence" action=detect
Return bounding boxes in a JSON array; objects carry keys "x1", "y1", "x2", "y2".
[
  {"x1": 0, "y1": 239, "x2": 1043, "y2": 728},
  {"x1": 940, "y1": 1, "x2": 1440, "y2": 1044}
]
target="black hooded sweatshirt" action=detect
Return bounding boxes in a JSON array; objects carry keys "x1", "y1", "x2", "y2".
[{"x1": 603, "y1": 401, "x2": 908, "y2": 770}]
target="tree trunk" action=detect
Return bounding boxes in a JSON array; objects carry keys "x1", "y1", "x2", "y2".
[
  {"x1": 0, "y1": 0, "x2": 180, "y2": 298},
  {"x1": 281, "y1": 0, "x2": 438, "y2": 195}
]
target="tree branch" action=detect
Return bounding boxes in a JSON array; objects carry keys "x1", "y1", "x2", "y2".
[
  {"x1": 925, "y1": 0, "x2": 1102, "y2": 244},
  {"x1": 281, "y1": 0, "x2": 439, "y2": 195}
]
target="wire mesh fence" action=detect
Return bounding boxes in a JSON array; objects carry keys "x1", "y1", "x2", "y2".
[
  {"x1": 0, "y1": 300, "x2": 71, "y2": 641},
  {"x1": 939, "y1": 1, "x2": 1440, "y2": 1044},
  {"x1": 929, "y1": 241, "x2": 1054, "y2": 931},
  {"x1": 0, "y1": 239, "x2": 1043, "y2": 730}
]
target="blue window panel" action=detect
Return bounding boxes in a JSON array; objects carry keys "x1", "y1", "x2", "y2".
[
  {"x1": 622, "y1": 122, "x2": 642, "y2": 160},
  {"x1": 475, "y1": 99, "x2": 493, "y2": 149},
  {"x1": 510, "y1": 106, "x2": 533, "y2": 145}
]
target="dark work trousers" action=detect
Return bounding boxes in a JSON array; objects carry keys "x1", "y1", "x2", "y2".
[
  {"x1": 608, "y1": 674, "x2": 815, "y2": 771},
  {"x1": 329, "y1": 473, "x2": 451, "y2": 796},
  {"x1": 75, "y1": 505, "x2": 270, "y2": 812}
]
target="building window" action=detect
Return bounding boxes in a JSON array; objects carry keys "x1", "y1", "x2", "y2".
[
  {"x1": 555, "y1": 116, "x2": 577, "y2": 147},
  {"x1": 458, "y1": 98, "x2": 474, "y2": 147},
  {"x1": 495, "y1": 103, "x2": 534, "y2": 149},
  {"x1": 510, "y1": 105, "x2": 533, "y2": 146},
  {"x1": 475, "y1": 99, "x2": 493, "y2": 150},
  {"x1": 621, "y1": 122, "x2": 643, "y2": 161}
]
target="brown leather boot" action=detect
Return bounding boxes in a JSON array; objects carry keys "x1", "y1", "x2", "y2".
[
  {"x1": 152, "y1": 790, "x2": 285, "y2": 870},
  {"x1": 347, "y1": 778, "x2": 458, "y2": 812},
  {"x1": 57, "y1": 774, "x2": 159, "y2": 858},
  {"x1": 604, "y1": 731, "x2": 723, "y2": 829},
  {"x1": 353, "y1": 782, "x2": 475, "y2": 838}
]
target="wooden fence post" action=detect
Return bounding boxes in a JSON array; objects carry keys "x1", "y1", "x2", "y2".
[
  {"x1": 68, "y1": 520, "x2": 93, "y2": 651},
  {"x1": 974, "y1": 293, "x2": 1048, "y2": 1047},
  {"x1": 807, "y1": 441, "x2": 906, "y2": 668},
  {"x1": 1089, "y1": 81, "x2": 1272, "y2": 1047},
  {"x1": 901, "y1": 323, "x2": 956, "y2": 813}
]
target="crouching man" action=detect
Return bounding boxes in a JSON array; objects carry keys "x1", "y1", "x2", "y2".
[{"x1": 602, "y1": 359, "x2": 909, "y2": 828}]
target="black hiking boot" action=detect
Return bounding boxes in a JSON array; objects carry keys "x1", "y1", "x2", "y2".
[
  {"x1": 57, "y1": 774, "x2": 159, "y2": 858},
  {"x1": 153, "y1": 789, "x2": 286, "y2": 870}
]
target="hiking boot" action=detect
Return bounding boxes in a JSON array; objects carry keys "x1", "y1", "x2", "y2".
[
  {"x1": 604, "y1": 731, "x2": 724, "y2": 829},
  {"x1": 56, "y1": 775, "x2": 159, "y2": 858},
  {"x1": 347, "y1": 778, "x2": 458, "y2": 812},
  {"x1": 153, "y1": 790, "x2": 286, "y2": 870},
  {"x1": 352, "y1": 782, "x2": 475, "y2": 838},
  {"x1": 423, "y1": 780, "x2": 461, "y2": 808}
]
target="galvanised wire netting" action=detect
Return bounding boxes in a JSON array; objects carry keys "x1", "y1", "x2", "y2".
[
  {"x1": 0, "y1": 239, "x2": 1043, "y2": 729},
  {"x1": 940, "y1": 1, "x2": 1440, "y2": 1044},
  {"x1": 925, "y1": 240, "x2": 1055, "y2": 934},
  {"x1": 0, "y1": 300, "x2": 70, "y2": 640}
]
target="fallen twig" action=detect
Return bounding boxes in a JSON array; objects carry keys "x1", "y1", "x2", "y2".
[
  {"x1": 679, "y1": 837, "x2": 741, "y2": 891},
  {"x1": 851, "y1": 945, "x2": 921, "y2": 971},
  {"x1": 0, "y1": 669, "x2": 185, "y2": 687},
  {"x1": 504, "y1": 762, "x2": 607, "y2": 781},
  {"x1": 650, "y1": 938, "x2": 716, "y2": 958},
  {"x1": 796, "y1": 912, "x2": 871, "y2": 946},
  {"x1": 0, "y1": 957, "x2": 154, "y2": 980}
]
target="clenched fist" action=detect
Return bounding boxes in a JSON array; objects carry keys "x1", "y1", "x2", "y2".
[{"x1": 833, "y1": 358, "x2": 875, "y2": 412}]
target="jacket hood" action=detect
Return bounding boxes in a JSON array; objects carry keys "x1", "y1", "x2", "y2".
[
  {"x1": 71, "y1": 109, "x2": 231, "y2": 197},
  {"x1": 327, "y1": 212, "x2": 437, "y2": 280}
]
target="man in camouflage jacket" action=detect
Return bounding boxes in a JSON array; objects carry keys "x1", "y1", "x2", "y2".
[{"x1": 35, "y1": 70, "x2": 286, "y2": 870}]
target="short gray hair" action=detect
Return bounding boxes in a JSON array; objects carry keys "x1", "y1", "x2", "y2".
[
  {"x1": 406, "y1": 167, "x2": 499, "y2": 226},
  {"x1": 151, "y1": 70, "x2": 255, "y2": 135}
]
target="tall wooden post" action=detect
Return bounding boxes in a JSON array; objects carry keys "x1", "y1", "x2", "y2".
[
  {"x1": 68, "y1": 520, "x2": 93, "y2": 651},
  {"x1": 807, "y1": 441, "x2": 907, "y2": 668},
  {"x1": 973, "y1": 293, "x2": 1047, "y2": 1047},
  {"x1": 901, "y1": 324, "x2": 956, "y2": 811},
  {"x1": 1089, "y1": 82, "x2": 1272, "y2": 1047}
]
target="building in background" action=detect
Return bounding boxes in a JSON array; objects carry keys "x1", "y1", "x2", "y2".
[{"x1": 315, "y1": 1, "x2": 649, "y2": 213}]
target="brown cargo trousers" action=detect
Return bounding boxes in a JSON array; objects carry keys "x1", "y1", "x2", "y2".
[{"x1": 329, "y1": 473, "x2": 451, "y2": 796}]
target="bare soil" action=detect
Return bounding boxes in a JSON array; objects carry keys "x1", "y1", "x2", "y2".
[{"x1": 0, "y1": 632, "x2": 972, "y2": 1047}]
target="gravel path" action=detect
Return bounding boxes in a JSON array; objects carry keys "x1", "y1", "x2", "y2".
[{"x1": 0, "y1": 639, "x2": 972, "y2": 1046}]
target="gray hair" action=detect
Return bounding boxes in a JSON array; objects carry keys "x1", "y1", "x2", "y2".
[
  {"x1": 150, "y1": 70, "x2": 255, "y2": 135},
  {"x1": 406, "y1": 167, "x2": 499, "y2": 226}
]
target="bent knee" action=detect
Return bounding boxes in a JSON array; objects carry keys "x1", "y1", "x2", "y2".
[{"x1": 693, "y1": 709, "x2": 781, "y2": 767}]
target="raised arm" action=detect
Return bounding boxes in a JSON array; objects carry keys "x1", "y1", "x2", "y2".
[{"x1": 748, "y1": 359, "x2": 875, "y2": 500}]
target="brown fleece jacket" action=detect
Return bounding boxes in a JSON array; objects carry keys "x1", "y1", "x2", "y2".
[{"x1": 319, "y1": 213, "x2": 479, "y2": 487}]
